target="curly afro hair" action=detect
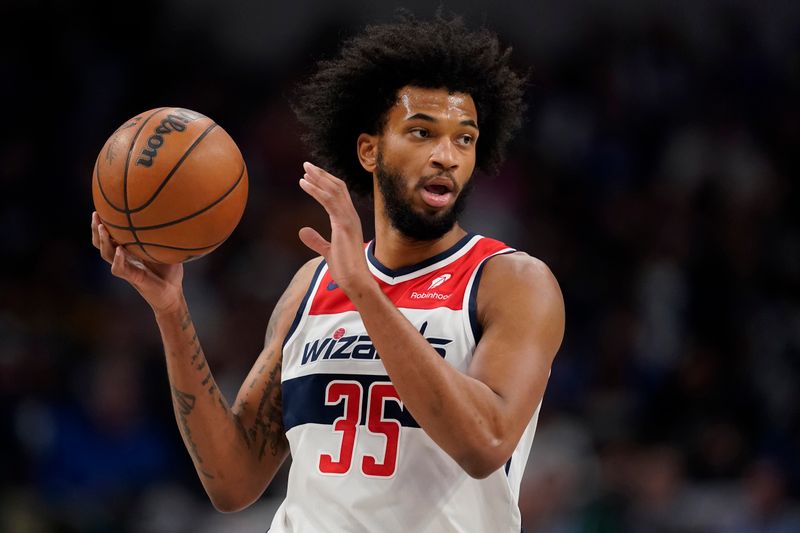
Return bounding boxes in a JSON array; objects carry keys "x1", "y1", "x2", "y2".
[{"x1": 292, "y1": 12, "x2": 527, "y2": 196}]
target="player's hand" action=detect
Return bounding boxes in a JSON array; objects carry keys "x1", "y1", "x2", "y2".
[
  {"x1": 298, "y1": 162, "x2": 374, "y2": 294},
  {"x1": 91, "y1": 211, "x2": 185, "y2": 314}
]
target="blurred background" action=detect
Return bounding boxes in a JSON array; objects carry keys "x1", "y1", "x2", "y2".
[{"x1": 2, "y1": 0, "x2": 799, "y2": 531}]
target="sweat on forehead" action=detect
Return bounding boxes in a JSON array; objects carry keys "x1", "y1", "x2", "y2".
[{"x1": 393, "y1": 87, "x2": 478, "y2": 121}]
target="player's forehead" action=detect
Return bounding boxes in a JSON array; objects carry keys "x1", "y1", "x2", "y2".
[{"x1": 386, "y1": 85, "x2": 478, "y2": 125}]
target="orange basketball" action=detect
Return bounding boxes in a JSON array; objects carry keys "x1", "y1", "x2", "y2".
[{"x1": 92, "y1": 107, "x2": 248, "y2": 263}]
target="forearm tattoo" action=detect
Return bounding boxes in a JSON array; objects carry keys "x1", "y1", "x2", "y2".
[{"x1": 172, "y1": 386, "x2": 215, "y2": 479}]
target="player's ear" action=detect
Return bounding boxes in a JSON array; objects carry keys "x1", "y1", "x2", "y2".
[{"x1": 357, "y1": 133, "x2": 378, "y2": 173}]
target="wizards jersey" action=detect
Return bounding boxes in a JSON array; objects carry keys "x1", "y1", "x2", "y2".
[{"x1": 269, "y1": 234, "x2": 542, "y2": 532}]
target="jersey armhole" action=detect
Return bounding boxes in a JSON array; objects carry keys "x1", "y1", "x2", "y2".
[
  {"x1": 463, "y1": 249, "x2": 516, "y2": 345},
  {"x1": 282, "y1": 260, "x2": 328, "y2": 350}
]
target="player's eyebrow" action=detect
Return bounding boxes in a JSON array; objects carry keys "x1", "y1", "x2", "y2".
[
  {"x1": 406, "y1": 113, "x2": 479, "y2": 130},
  {"x1": 406, "y1": 112, "x2": 437, "y2": 123}
]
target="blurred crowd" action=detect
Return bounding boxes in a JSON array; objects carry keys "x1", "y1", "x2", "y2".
[{"x1": 1, "y1": 1, "x2": 799, "y2": 532}]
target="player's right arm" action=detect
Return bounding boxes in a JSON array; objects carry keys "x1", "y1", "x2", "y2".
[{"x1": 91, "y1": 212, "x2": 319, "y2": 512}]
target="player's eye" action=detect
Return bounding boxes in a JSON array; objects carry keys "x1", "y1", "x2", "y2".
[
  {"x1": 456, "y1": 134, "x2": 474, "y2": 146},
  {"x1": 410, "y1": 128, "x2": 430, "y2": 139}
]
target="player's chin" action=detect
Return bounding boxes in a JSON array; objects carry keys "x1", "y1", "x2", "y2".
[{"x1": 416, "y1": 202, "x2": 452, "y2": 218}]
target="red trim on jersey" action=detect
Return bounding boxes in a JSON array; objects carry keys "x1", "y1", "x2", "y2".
[{"x1": 309, "y1": 236, "x2": 511, "y2": 315}]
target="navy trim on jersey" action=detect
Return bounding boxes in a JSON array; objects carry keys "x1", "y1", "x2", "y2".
[
  {"x1": 467, "y1": 250, "x2": 516, "y2": 343},
  {"x1": 504, "y1": 457, "x2": 512, "y2": 475},
  {"x1": 283, "y1": 373, "x2": 420, "y2": 431},
  {"x1": 282, "y1": 260, "x2": 327, "y2": 349},
  {"x1": 367, "y1": 232, "x2": 476, "y2": 278}
]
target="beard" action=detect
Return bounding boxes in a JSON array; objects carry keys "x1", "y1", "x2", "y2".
[{"x1": 375, "y1": 152, "x2": 474, "y2": 242}]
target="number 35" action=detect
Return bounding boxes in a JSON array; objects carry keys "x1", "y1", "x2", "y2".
[{"x1": 318, "y1": 380, "x2": 402, "y2": 478}]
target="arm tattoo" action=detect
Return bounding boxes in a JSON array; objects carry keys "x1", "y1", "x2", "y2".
[
  {"x1": 232, "y1": 263, "x2": 313, "y2": 461},
  {"x1": 248, "y1": 357, "x2": 287, "y2": 461},
  {"x1": 248, "y1": 365, "x2": 266, "y2": 391},
  {"x1": 233, "y1": 412, "x2": 252, "y2": 450},
  {"x1": 172, "y1": 386, "x2": 214, "y2": 479},
  {"x1": 180, "y1": 310, "x2": 191, "y2": 331},
  {"x1": 191, "y1": 345, "x2": 202, "y2": 366}
]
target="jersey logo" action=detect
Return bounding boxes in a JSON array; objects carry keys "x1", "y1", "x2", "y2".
[
  {"x1": 301, "y1": 321, "x2": 452, "y2": 365},
  {"x1": 409, "y1": 291, "x2": 450, "y2": 301},
  {"x1": 428, "y1": 273, "x2": 451, "y2": 290},
  {"x1": 327, "y1": 280, "x2": 339, "y2": 291},
  {"x1": 409, "y1": 273, "x2": 453, "y2": 301}
]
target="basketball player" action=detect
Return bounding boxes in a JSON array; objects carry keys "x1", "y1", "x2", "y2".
[{"x1": 90, "y1": 14, "x2": 564, "y2": 532}]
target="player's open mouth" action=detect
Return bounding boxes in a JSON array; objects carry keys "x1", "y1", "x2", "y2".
[{"x1": 420, "y1": 178, "x2": 455, "y2": 208}]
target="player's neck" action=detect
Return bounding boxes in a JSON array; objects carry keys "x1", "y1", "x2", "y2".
[{"x1": 372, "y1": 217, "x2": 467, "y2": 271}]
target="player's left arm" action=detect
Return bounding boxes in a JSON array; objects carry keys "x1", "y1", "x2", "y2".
[
  {"x1": 353, "y1": 250, "x2": 564, "y2": 479},
  {"x1": 463, "y1": 252, "x2": 565, "y2": 475}
]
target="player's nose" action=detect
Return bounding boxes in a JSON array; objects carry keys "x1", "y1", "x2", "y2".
[{"x1": 429, "y1": 137, "x2": 459, "y2": 172}]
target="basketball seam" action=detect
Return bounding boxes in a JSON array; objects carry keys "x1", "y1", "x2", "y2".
[
  {"x1": 127, "y1": 122, "x2": 219, "y2": 213},
  {"x1": 102, "y1": 164, "x2": 246, "y2": 232},
  {"x1": 94, "y1": 108, "x2": 166, "y2": 213},
  {"x1": 95, "y1": 157, "x2": 126, "y2": 212},
  {"x1": 122, "y1": 108, "x2": 168, "y2": 262},
  {"x1": 118, "y1": 236, "x2": 229, "y2": 251}
]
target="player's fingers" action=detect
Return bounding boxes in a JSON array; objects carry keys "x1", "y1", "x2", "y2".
[
  {"x1": 303, "y1": 162, "x2": 334, "y2": 184},
  {"x1": 299, "y1": 176, "x2": 335, "y2": 211},
  {"x1": 301, "y1": 173, "x2": 356, "y2": 222},
  {"x1": 111, "y1": 247, "x2": 145, "y2": 286},
  {"x1": 303, "y1": 162, "x2": 350, "y2": 196},
  {"x1": 112, "y1": 246, "x2": 157, "y2": 288},
  {"x1": 110, "y1": 246, "x2": 130, "y2": 279},
  {"x1": 97, "y1": 224, "x2": 117, "y2": 264},
  {"x1": 300, "y1": 166, "x2": 330, "y2": 192},
  {"x1": 298, "y1": 226, "x2": 331, "y2": 257},
  {"x1": 91, "y1": 212, "x2": 100, "y2": 249},
  {"x1": 303, "y1": 164, "x2": 358, "y2": 221}
]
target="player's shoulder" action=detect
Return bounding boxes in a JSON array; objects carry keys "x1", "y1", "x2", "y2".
[
  {"x1": 279, "y1": 256, "x2": 326, "y2": 312},
  {"x1": 285, "y1": 256, "x2": 325, "y2": 297},
  {"x1": 484, "y1": 250, "x2": 556, "y2": 281},
  {"x1": 264, "y1": 256, "x2": 325, "y2": 347},
  {"x1": 478, "y1": 251, "x2": 562, "y2": 305},
  {"x1": 475, "y1": 250, "x2": 565, "y2": 363},
  {"x1": 296, "y1": 255, "x2": 326, "y2": 279}
]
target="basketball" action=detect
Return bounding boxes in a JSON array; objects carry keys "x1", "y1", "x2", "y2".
[{"x1": 92, "y1": 107, "x2": 248, "y2": 263}]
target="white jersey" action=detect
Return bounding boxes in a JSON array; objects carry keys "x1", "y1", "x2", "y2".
[{"x1": 269, "y1": 234, "x2": 542, "y2": 532}]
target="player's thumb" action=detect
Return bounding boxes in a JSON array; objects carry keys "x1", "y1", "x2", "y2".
[
  {"x1": 112, "y1": 246, "x2": 156, "y2": 291},
  {"x1": 298, "y1": 227, "x2": 330, "y2": 257}
]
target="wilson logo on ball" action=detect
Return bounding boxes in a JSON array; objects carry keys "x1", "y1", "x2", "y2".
[
  {"x1": 136, "y1": 109, "x2": 202, "y2": 168},
  {"x1": 93, "y1": 106, "x2": 248, "y2": 264}
]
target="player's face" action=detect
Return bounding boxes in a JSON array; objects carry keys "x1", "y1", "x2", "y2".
[{"x1": 374, "y1": 86, "x2": 479, "y2": 241}]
